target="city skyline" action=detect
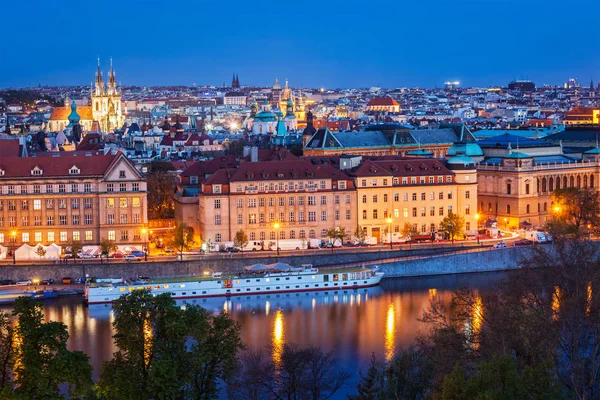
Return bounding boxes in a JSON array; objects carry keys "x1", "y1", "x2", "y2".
[{"x1": 2, "y1": 0, "x2": 600, "y2": 88}]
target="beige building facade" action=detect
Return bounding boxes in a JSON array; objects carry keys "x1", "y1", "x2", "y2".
[{"x1": 0, "y1": 151, "x2": 147, "y2": 250}]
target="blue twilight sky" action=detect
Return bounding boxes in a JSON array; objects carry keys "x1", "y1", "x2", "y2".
[{"x1": 1, "y1": 0, "x2": 599, "y2": 89}]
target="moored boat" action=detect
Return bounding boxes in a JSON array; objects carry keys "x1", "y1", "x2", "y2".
[{"x1": 85, "y1": 263, "x2": 384, "y2": 304}]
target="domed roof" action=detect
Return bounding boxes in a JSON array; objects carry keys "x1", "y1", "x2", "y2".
[
  {"x1": 585, "y1": 147, "x2": 600, "y2": 154},
  {"x1": 447, "y1": 155, "x2": 475, "y2": 166},
  {"x1": 254, "y1": 111, "x2": 277, "y2": 122},
  {"x1": 272, "y1": 78, "x2": 282, "y2": 90},
  {"x1": 503, "y1": 151, "x2": 531, "y2": 159},
  {"x1": 447, "y1": 141, "x2": 483, "y2": 157},
  {"x1": 67, "y1": 101, "x2": 80, "y2": 126}
]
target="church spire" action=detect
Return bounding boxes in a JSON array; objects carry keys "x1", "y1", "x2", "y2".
[
  {"x1": 107, "y1": 57, "x2": 117, "y2": 95},
  {"x1": 95, "y1": 57, "x2": 104, "y2": 95}
]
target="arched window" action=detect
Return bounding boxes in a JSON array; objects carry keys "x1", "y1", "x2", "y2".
[
  {"x1": 584, "y1": 175, "x2": 588, "y2": 187},
  {"x1": 556, "y1": 177, "x2": 561, "y2": 190},
  {"x1": 95, "y1": 102, "x2": 99, "y2": 111},
  {"x1": 544, "y1": 202, "x2": 547, "y2": 212},
  {"x1": 542, "y1": 178, "x2": 547, "y2": 192},
  {"x1": 309, "y1": 229, "x2": 315, "y2": 238},
  {"x1": 563, "y1": 176, "x2": 568, "y2": 188},
  {"x1": 577, "y1": 176, "x2": 581, "y2": 187},
  {"x1": 549, "y1": 177, "x2": 554, "y2": 192},
  {"x1": 506, "y1": 204, "x2": 511, "y2": 214},
  {"x1": 290, "y1": 230, "x2": 296, "y2": 239},
  {"x1": 570, "y1": 176, "x2": 575, "y2": 187},
  {"x1": 537, "y1": 178, "x2": 540, "y2": 192},
  {"x1": 488, "y1": 203, "x2": 492, "y2": 212},
  {"x1": 299, "y1": 230, "x2": 305, "y2": 239},
  {"x1": 591, "y1": 175, "x2": 595, "y2": 188},
  {"x1": 526, "y1": 204, "x2": 530, "y2": 214}
]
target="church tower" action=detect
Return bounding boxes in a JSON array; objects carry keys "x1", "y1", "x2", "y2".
[{"x1": 91, "y1": 58, "x2": 123, "y2": 132}]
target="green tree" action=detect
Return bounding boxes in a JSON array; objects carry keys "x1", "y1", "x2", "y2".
[
  {"x1": 67, "y1": 239, "x2": 83, "y2": 257},
  {"x1": 440, "y1": 212, "x2": 465, "y2": 244},
  {"x1": 401, "y1": 222, "x2": 416, "y2": 241},
  {"x1": 384, "y1": 346, "x2": 433, "y2": 400},
  {"x1": 234, "y1": 229, "x2": 249, "y2": 252},
  {"x1": 146, "y1": 162, "x2": 176, "y2": 219},
  {"x1": 35, "y1": 245, "x2": 46, "y2": 259},
  {"x1": 548, "y1": 187, "x2": 600, "y2": 238},
  {"x1": 167, "y1": 222, "x2": 195, "y2": 261},
  {"x1": 326, "y1": 226, "x2": 346, "y2": 246},
  {"x1": 100, "y1": 238, "x2": 118, "y2": 261},
  {"x1": 348, "y1": 353, "x2": 384, "y2": 400},
  {"x1": 354, "y1": 226, "x2": 367, "y2": 244},
  {"x1": 98, "y1": 290, "x2": 243, "y2": 400},
  {"x1": 9, "y1": 297, "x2": 94, "y2": 399}
]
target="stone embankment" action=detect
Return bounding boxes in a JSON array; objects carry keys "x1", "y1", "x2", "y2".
[{"x1": 0, "y1": 243, "x2": 575, "y2": 282}]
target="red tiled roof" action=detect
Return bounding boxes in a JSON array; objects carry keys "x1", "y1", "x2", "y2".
[
  {"x1": 0, "y1": 152, "x2": 129, "y2": 179},
  {"x1": 367, "y1": 97, "x2": 399, "y2": 107},
  {"x1": 203, "y1": 160, "x2": 352, "y2": 186},
  {"x1": 0, "y1": 139, "x2": 21, "y2": 157},
  {"x1": 181, "y1": 156, "x2": 238, "y2": 177},
  {"x1": 351, "y1": 159, "x2": 452, "y2": 177}
]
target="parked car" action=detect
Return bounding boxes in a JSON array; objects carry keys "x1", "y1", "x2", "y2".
[
  {"x1": 16, "y1": 280, "x2": 32, "y2": 285},
  {"x1": 493, "y1": 242, "x2": 508, "y2": 249},
  {"x1": 79, "y1": 253, "x2": 94, "y2": 259},
  {"x1": 513, "y1": 239, "x2": 533, "y2": 247},
  {"x1": 41, "y1": 279, "x2": 55, "y2": 285},
  {"x1": 0, "y1": 280, "x2": 15, "y2": 286},
  {"x1": 164, "y1": 248, "x2": 175, "y2": 254},
  {"x1": 62, "y1": 277, "x2": 72, "y2": 284},
  {"x1": 110, "y1": 253, "x2": 124, "y2": 259},
  {"x1": 129, "y1": 251, "x2": 145, "y2": 257},
  {"x1": 125, "y1": 255, "x2": 142, "y2": 262},
  {"x1": 225, "y1": 247, "x2": 240, "y2": 253}
]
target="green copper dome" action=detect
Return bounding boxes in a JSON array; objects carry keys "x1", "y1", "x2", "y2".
[
  {"x1": 503, "y1": 151, "x2": 531, "y2": 159},
  {"x1": 447, "y1": 141, "x2": 483, "y2": 157},
  {"x1": 67, "y1": 101, "x2": 80, "y2": 126}
]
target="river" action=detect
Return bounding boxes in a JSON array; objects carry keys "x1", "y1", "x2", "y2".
[{"x1": 0, "y1": 271, "x2": 508, "y2": 397}]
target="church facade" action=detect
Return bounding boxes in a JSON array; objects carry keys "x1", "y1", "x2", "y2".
[{"x1": 91, "y1": 59, "x2": 124, "y2": 132}]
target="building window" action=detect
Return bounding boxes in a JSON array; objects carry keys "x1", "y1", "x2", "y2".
[
  {"x1": 132, "y1": 183, "x2": 139, "y2": 192},
  {"x1": 106, "y1": 183, "x2": 114, "y2": 192},
  {"x1": 84, "y1": 199, "x2": 92, "y2": 209},
  {"x1": 72, "y1": 215, "x2": 80, "y2": 225},
  {"x1": 33, "y1": 199, "x2": 41, "y2": 210},
  {"x1": 308, "y1": 196, "x2": 316, "y2": 206},
  {"x1": 22, "y1": 233, "x2": 30, "y2": 243},
  {"x1": 507, "y1": 204, "x2": 511, "y2": 214},
  {"x1": 430, "y1": 207, "x2": 435, "y2": 216},
  {"x1": 86, "y1": 231, "x2": 93, "y2": 241},
  {"x1": 71, "y1": 199, "x2": 79, "y2": 209},
  {"x1": 47, "y1": 232, "x2": 54, "y2": 242},
  {"x1": 71, "y1": 184, "x2": 78, "y2": 193},
  {"x1": 525, "y1": 184, "x2": 530, "y2": 195},
  {"x1": 373, "y1": 209, "x2": 378, "y2": 219},
  {"x1": 46, "y1": 216, "x2": 54, "y2": 226},
  {"x1": 131, "y1": 198, "x2": 140, "y2": 208},
  {"x1": 58, "y1": 199, "x2": 66, "y2": 209},
  {"x1": 308, "y1": 212, "x2": 316, "y2": 222},
  {"x1": 120, "y1": 183, "x2": 127, "y2": 192},
  {"x1": 421, "y1": 208, "x2": 426, "y2": 217},
  {"x1": 34, "y1": 216, "x2": 41, "y2": 226},
  {"x1": 214, "y1": 199, "x2": 221, "y2": 209},
  {"x1": 465, "y1": 206, "x2": 470, "y2": 215},
  {"x1": 46, "y1": 199, "x2": 54, "y2": 209},
  {"x1": 362, "y1": 210, "x2": 367, "y2": 220},
  {"x1": 412, "y1": 193, "x2": 417, "y2": 201},
  {"x1": 60, "y1": 231, "x2": 68, "y2": 242},
  {"x1": 59, "y1": 216, "x2": 67, "y2": 226},
  {"x1": 447, "y1": 191, "x2": 453, "y2": 200},
  {"x1": 412, "y1": 208, "x2": 417, "y2": 217},
  {"x1": 120, "y1": 214, "x2": 128, "y2": 224},
  {"x1": 73, "y1": 231, "x2": 80, "y2": 241},
  {"x1": 526, "y1": 204, "x2": 530, "y2": 214},
  {"x1": 215, "y1": 233, "x2": 222, "y2": 242},
  {"x1": 335, "y1": 210, "x2": 340, "y2": 220},
  {"x1": 373, "y1": 195, "x2": 378, "y2": 203},
  {"x1": 237, "y1": 215, "x2": 243, "y2": 224},
  {"x1": 33, "y1": 185, "x2": 40, "y2": 194},
  {"x1": 439, "y1": 207, "x2": 444, "y2": 216},
  {"x1": 121, "y1": 231, "x2": 128, "y2": 241},
  {"x1": 85, "y1": 215, "x2": 92, "y2": 225},
  {"x1": 21, "y1": 200, "x2": 28, "y2": 210},
  {"x1": 9, "y1": 217, "x2": 15, "y2": 227},
  {"x1": 119, "y1": 198, "x2": 127, "y2": 208},
  {"x1": 362, "y1": 195, "x2": 367, "y2": 203},
  {"x1": 119, "y1": 170, "x2": 126, "y2": 178},
  {"x1": 420, "y1": 193, "x2": 426, "y2": 201},
  {"x1": 320, "y1": 196, "x2": 327, "y2": 205},
  {"x1": 321, "y1": 211, "x2": 327, "y2": 221},
  {"x1": 346, "y1": 210, "x2": 351, "y2": 220},
  {"x1": 107, "y1": 215, "x2": 115, "y2": 225},
  {"x1": 21, "y1": 216, "x2": 28, "y2": 226},
  {"x1": 46, "y1": 184, "x2": 53, "y2": 193},
  {"x1": 506, "y1": 183, "x2": 511, "y2": 195},
  {"x1": 133, "y1": 214, "x2": 140, "y2": 223},
  {"x1": 84, "y1": 183, "x2": 92, "y2": 193}
]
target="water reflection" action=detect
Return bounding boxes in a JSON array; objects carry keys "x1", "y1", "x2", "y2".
[
  {"x1": 0, "y1": 271, "x2": 508, "y2": 384},
  {"x1": 384, "y1": 303, "x2": 396, "y2": 363},
  {"x1": 272, "y1": 309, "x2": 284, "y2": 368},
  {"x1": 552, "y1": 286, "x2": 561, "y2": 320},
  {"x1": 471, "y1": 293, "x2": 483, "y2": 350}
]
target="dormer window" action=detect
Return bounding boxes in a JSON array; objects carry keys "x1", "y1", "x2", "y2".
[
  {"x1": 0, "y1": 169, "x2": 4, "y2": 176},
  {"x1": 31, "y1": 166, "x2": 43, "y2": 176},
  {"x1": 119, "y1": 170, "x2": 126, "y2": 178},
  {"x1": 369, "y1": 166, "x2": 377, "y2": 173},
  {"x1": 69, "y1": 166, "x2": 80, "y2": 175}
]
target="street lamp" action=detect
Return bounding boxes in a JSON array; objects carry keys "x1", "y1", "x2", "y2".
[
  {"x1": 11, "y1": 231, "x2": 16, "y2": 264},
  {"x1": 273, "y1": 222, "x2": 280, "y2": 256},
  {"x1": 141, "y1": 228, "x2": 148, "y2": 261},
  {"x1": 504, "y1": 217, "x2": 508, "y2": 230},
  {"x1": 386, "y1": 218, "x2": 393, "y2": 250}
]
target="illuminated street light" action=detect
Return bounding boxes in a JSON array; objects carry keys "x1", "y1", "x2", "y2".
[
  {"x1": 141, "y1": 228, "x2": 148, "y2": 261},
  {"x1": 386, "y1": 218, "x2": 393, "y2": 250},
  {"x1": 273, "y1": 222, "x2": 280, "y2": 256},
  {"x1": 553, "y1": 206, "x2": 560, "y2": 213}
]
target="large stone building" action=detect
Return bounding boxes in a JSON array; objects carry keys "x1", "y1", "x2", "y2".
[
  {"x1": 350, "y1": 157, "x2": 478, "y2": 240},
  {"x1": 476, "y1": 133, "x2": 600, "y2": 229},
  {"x1": 177, "y1": 159, "x2": 358, "y2": 246},
  {"x1": 0, "y1": 151, "x2": 147, "y2": 250},
  {"x1": 91, "y1": 58, "x2": 123, "y2": 132}
]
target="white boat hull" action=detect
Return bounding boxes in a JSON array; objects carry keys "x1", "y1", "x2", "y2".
[{"x1": 85, "y1": 270, "x2": 384, "y2": 304}]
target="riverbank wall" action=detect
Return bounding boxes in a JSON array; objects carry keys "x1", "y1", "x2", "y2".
[{"x1": 0, "y1": 242, "x2": 592, "y2": 282}]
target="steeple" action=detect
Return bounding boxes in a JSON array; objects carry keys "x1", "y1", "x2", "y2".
[
  {"x1": 107, "y1": 57, "x2": 117, "y2": 95},
  {"x1": 94, "y1": 57, "x2": 105, "y2": 95},
  {"x1": 232, "y1": 73, "x2": 236, "y2": 88}
]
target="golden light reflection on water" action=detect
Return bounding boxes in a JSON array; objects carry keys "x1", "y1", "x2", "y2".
[
  {"x1": 143, "y1": 317, "x2": 152, "y2": 367},
  {"x1": 552, "y1": 286, "x2": 561, "y2": 320},
  {"x1": 587, "y1": 282, "x2": 592, "y2": 315},
  {"x1": 272, "y1": 309, "x2": 284, "y2": 368},
  {"x1": 471, "y1": 294, "x2": 483, "y2": 350},
  {"x1": 385, "y1": 303, "x2": 396, "y2": 363},
  {"x1": 12, "y1": 320, "x2": 22, "y2": 380}
]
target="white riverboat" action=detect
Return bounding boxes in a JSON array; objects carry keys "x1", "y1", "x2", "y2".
[{"x1": 84, "y1": 263, "x2": 384, "y2": 304}]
